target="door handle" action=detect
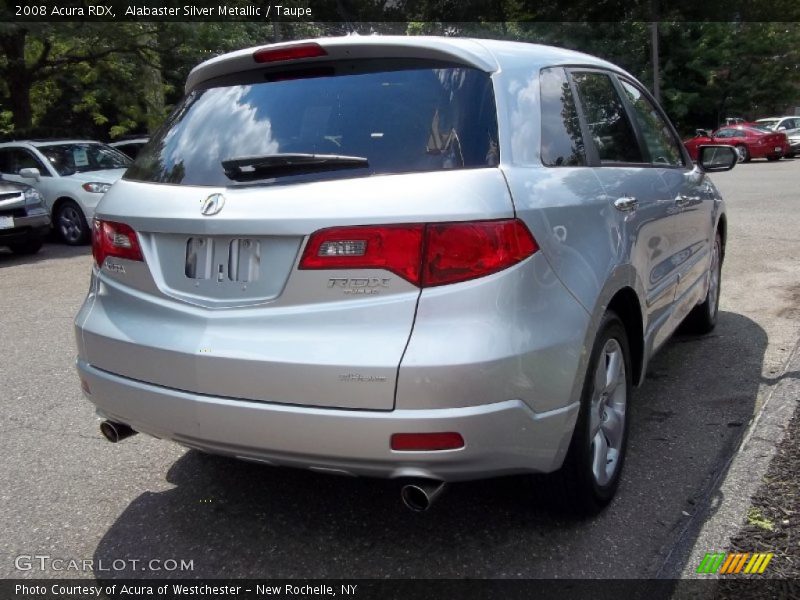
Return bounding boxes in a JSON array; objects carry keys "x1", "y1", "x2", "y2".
[
  {"x1": 675, "y1": 194, "x2": 699, "y2": 208},
  {"x1": 614, "y1": 196, "x2": 638, "y2": 212}
]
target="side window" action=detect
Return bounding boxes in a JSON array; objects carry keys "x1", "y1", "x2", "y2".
[
  {"x1": 0, "y1": 148, "x2": 48, "y2": 175},
  {"x1": 571, "y1": 71, "x2": 642, "y2": 164},
  {"x1": 540, "y1": 67, "x2": 586, "y2": 167},
  {"x1": 618, "y1": 79, "x2": 684, "y2": 167},
  {"x1": 714, "y1": 129, "x2": 735, "y2": 139},
  {"x1": 0, "y1": 149, "x2": 14, "y2": 174}
]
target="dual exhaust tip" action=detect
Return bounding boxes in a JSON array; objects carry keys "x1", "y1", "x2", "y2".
[{"x1": 99, "y1": 420, "x2": 445, "y2": 511}]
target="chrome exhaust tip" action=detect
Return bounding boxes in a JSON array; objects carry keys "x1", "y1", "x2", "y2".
[
  {"x1": 100, "y1": 420, "x2": 137, "y2": 443},
  {"x1": 400, "y1": 480, "x2": 447, "y2": 512}
]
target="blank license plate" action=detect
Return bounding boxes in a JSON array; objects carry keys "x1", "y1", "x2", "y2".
[{"x1": 0, "y1": 216, "x2": 14, "y2": 229}]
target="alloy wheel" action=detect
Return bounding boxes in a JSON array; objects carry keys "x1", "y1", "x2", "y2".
[{"x1": 589, "y1": 338, "x2": 627, "y2": 487}]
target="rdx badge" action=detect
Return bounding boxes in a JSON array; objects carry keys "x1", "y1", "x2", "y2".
[{"x1": 328, "y1": 277, "x2": 390, "y2": 295}]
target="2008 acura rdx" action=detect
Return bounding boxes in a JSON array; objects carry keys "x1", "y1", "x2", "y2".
[{"x1": 74, "y1": 36, "x2": 736, "y2": 513}]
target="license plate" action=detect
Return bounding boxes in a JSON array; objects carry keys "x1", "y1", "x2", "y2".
[
  {"x1": 775, "y1": 146, "x2": 782, "y2": 152},
  {"x1": 0, "y1": 216, "x2": 13, "y2": 229}
]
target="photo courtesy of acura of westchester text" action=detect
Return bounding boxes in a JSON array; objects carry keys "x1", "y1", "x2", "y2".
[{"x1": 1, "y1": 1, "x2": 799, "y2": 596}]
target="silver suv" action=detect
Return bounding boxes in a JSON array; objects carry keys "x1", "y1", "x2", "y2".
[{"x1": 74, "y1": 37, "x2": 736, "y2": 513}]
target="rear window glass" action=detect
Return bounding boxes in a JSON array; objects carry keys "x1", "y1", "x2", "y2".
[{"x1": 125, "y1": 60, "x2": 499, "y2": 187}]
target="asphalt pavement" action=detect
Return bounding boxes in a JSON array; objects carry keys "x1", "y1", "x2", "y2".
[{"x1": 1, "y1": 158, "x2": 798, "y2": 580}]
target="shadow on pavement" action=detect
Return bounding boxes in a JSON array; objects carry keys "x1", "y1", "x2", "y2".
[
  {"x1": 0, "y1": 241, "x2": 89, "y2": 268},
  {"x1": 91, "y1": 310, "x2": 767, "y2": 579}
]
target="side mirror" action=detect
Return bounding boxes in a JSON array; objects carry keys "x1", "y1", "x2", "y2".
[
  {"x1": 696, "y1": 129, "x2": 709, "y2": 137},
  {"x1": 698, "y1": 145, "x2": 737, "y2": 172},
  {"x1": 19, "y1": 167, "x2": 41, "y2": 181}
]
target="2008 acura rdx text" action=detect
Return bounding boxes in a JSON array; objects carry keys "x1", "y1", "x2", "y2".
[{"x1": 74, "y1": 36, "x2": 737, "y2": 513}]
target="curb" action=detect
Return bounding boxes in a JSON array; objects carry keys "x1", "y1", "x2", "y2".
[{"x1": 666, "y1": 333, "x2": 800, "y2": 585}]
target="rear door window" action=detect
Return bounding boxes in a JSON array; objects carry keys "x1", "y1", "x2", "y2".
[
  {"x1": 571, "y1": 71, "x2": 643, "y2": 164},
  {"x1": 126, "y1": 60, "x2": 499, "y2": 187}
]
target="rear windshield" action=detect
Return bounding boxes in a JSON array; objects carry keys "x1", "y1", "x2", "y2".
[{"x1": 125, "y1": 60, "x2": 499, "y2": 187}]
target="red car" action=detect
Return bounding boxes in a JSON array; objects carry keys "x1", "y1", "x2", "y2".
[{"x1": 684, "y1": 125, "x2": 788, "y2": 162}]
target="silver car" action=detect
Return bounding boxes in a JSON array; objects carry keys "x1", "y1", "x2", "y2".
[
  {"x1": 74, "y1": 37, "x2": 736, "y2": 513},
  {"x1": 756, "y1": 116, "x2": 800, "y2": 157}
]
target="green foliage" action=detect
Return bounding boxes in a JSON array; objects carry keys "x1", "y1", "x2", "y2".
[{"x1": 0, "y1": 18, "x2": 798, "y2": 141}]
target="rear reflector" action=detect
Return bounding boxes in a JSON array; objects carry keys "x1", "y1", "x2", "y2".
[
  {"x1": 92, "y1": 219, "x2": 144, "y2": 266},
  {"x1": 391, "y1": 432, "x2": 465, "y2": 452},
  {"x1": 299, "y1": 219, "x2": 538, "y2": 287},
  {"x1": 253, "y1": 43, "x2": 327, "y2": 63}
]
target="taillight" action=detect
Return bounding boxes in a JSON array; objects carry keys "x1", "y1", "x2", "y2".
[
  {"x1": 299, "y1": 219, "x2": 538, "y2": 288},
  {"x1": 424, "y1": 220, "x2": 538, "y2": 286},
  {"x1": 300, "y1": 224, "x2": 425, "y2": 285},
  {"x1": 92, "y1": 219, "x2": 143, "y2": 266},
  {"x1": 391, "y1": 432, "x2": 465, "y2": 451},
  {"x1": 253, "y1": 42, "x2": 327, "y2": 64}
]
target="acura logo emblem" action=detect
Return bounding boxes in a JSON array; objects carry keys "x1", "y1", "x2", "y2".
[{"x1": 201, "y1": 193, "x2": 225, "y2": 216}]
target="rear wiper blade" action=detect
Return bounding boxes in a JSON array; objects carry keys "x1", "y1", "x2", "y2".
[{"x1": 221, "y1": 153, "x2": 369, "y2": 180}]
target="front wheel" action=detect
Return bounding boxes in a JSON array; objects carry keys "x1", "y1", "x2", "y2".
[
  {"x1": 553, "y1": 311, "x2": 631, "y2": 515},
  {"x1": 55, "y1": 200, "x2": 89, "y2": 245},
  {"x1": 685, "y1": 233, "x2": 722, "y2": 334}
]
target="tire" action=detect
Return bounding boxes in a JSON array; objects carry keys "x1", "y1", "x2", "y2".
[
  {"x1": 685, "y1": 233, "x2": 722, "y2": 334},
  {"x1": 55, "y1": 200, "x2": 89, "y2": 245},
  {"x1": 551, "y1": 311, "x2": 631, "y2": 515},
  {"x1": 8, "y1": 237, "x2": 43, "y2": 255},
  {"x1": 735, "y1": 144, "x2": 750, "y2": 163},
  {"x1": 767, "y1": 155, "x2": 780, "y2": 162}
]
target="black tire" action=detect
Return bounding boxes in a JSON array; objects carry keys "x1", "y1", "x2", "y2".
[
  {"x1": 551, "y1": 311, "x2": 632, "y2": 516},
  {"x1": 8, "y1": 237, "x2": 43, "y2": 255},
  {"x1": 766, "y1": 155, "x2": 780, "y2": 162},
  {"x1": 685, "y1": 233, "x2": 722, "y2": 334},
  {"x1": 735, "y1": 144, "x2": 750, "y2": 163},
  {"x1": 55, "y1": 200, "x2": 89, "y2": 245}
]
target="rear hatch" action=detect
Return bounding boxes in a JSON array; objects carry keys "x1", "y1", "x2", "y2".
[{"x1": 81, "y1": 52, "x2": 512, "y2": 410}]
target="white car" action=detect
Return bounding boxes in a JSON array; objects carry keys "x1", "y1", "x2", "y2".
[
  {"x1": 756, "y1": 117, "x2": 800, "y2": 157},
  {"x1": 0, "y1": 140, "x2": 131, "y2": 244}
]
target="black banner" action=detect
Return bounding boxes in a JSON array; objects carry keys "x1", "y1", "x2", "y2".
[
  {"x1": 3, "y1": 579, "x2": 800, "y2": 600},
  {"x1": 4, "y1": 0, "x2": 800, "y2": 23}
]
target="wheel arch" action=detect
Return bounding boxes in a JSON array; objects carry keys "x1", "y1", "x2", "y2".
[
  {"x1": 606, "y1": 287, "x2": 645, "y2": 388},
  {"x1": 717, "y1": 213, "x2": 727, "y2": 262}
]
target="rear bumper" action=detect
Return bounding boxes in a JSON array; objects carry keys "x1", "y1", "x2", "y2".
[{"x1": 77, "y1": 360, "x2": 579, "y2": 481}]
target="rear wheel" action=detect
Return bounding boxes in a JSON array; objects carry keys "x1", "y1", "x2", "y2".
[
  {"x1": 55, "y1": 200, "x2": 89, "y2": 245},
  {"x1": 735, "y1": 144, "x2": 750, "y2": 163},
  {"x1": 552, "y1": 311, "x2": 631, "y2": 515},
  {"x1": 685, "y1": 233, "x2": 722, "y2": 334}
]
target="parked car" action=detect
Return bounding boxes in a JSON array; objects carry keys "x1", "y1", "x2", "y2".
[
  {"x1": 755, "y1": 117, "x2": 800, "y2": 157},
  {"x1": 75, "y1": 37, "x2": 736, "y2": 514},
  {"x1": 109, "y1": 137, "x2": 149, "y2": 160},
  {"x1": 0, "y1": 176, "x2": 50, "y2": 255},
  {"x1": 684, "y1": 126, "x2": 788, "y2": 162},
  {"x1": 0, "y1": 140, "x2": 131, "y2": 245}
]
